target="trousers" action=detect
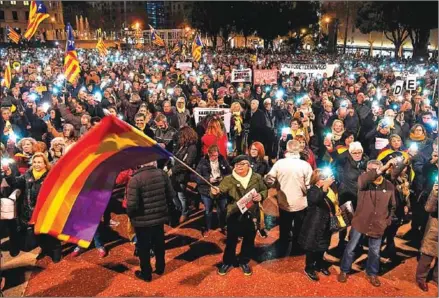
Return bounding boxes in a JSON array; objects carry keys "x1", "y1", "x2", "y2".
[{"x1": 134, "y1": 225, "x2": 165, "y2": 276}]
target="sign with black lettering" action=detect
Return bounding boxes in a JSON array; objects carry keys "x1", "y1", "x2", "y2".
[
  {"x1": 394, "y1": 80, "x2": 404, "y2": 96},
  {"x1": 231, "y1": 69, "x2": 252, "y2": 83},
  {"x1": 406, "y1": 75, "x2": 417, "y2": 91}
]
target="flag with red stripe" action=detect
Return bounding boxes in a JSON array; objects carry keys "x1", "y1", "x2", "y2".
[
  {"x1": 24, "y1": 1, "x2": 49, "y2": 41},
  {"x1": 64, "y1": 23, "x2": 80, "y2": 84},
  {"x1": 149, "y1": 25, "x2": 166, "y2": 47},
  {"x1": 192, "y1": 34, "x2": 203, "y2": 62},
  {"x1": 7, "y1": 27, "x2": 21, "y2": 44},
  {"x1": 2, "y1": 61, "x2": 12, "y2": 89}
]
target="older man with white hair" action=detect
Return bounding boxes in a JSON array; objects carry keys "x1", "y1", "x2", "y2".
[{"x1": 266, "y1": 140, "x2": 313, "y2": 255}]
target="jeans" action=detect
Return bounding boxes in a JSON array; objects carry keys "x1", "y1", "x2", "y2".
[
  {"x1": 177, "y1": 184, "x2": 188, "y2": 217},
  {"x1": 200, "y1": 195, "x2": 227, "y2": 230},
  {"x1": 93, "y1": 230, "x2": 103, "y2": 249},
  {"x1": 134, "y1": 225, "x2": 165, "y2": 276},
  {"x1": 340, "y1": 227, "x2": 382, "y2": 276}
]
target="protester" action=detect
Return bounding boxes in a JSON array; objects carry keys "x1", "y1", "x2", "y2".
[
  {"x1": 212, "y1": 155, "x2": 267, "y2": 276},
  {"x1": 126, "y1": 161, "x2": 176, "y2": 282},
  {"x1": 338, "y1": 159, "x2": 397, "y2": 287}
]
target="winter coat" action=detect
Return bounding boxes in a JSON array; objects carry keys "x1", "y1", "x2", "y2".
[
  {"x1": 5, "y1": 169, "x2": 48, "y2": 226},
  {"x1": 330, "y1": 150, "x2": 368, "y2": 205},
  {"x1": 171, "y1": 142, "x2": 198, "y2": 190},
  {"x1": 201, "y1": 133, "x2": 228, "y2": 158},
  {"x1": 126, "y1": 165, "x2": 176, "y2": 228},
  {"x1": 250, "y1": 157, "x2": 270, "y2": 176},
  {"x1": 351, "y1": 170, "x2": 396, "y2": 238},
  {"x1": 195, "y1": 155, "x2": 232, "y2": 196},
  {"x1": 213, "y1": 170, "x2": 268, "y2": 220},
  {"x1": 298, "y1": 185, "x2": 333, "y2": 252},
  {"x1": 420, "y1": 190, "x2": 438, "y2": 258}
]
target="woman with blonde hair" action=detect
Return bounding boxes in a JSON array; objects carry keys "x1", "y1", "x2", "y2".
[
  {"x1": 201, "y1": 118, "x2": 228, "y2": 158},
  {"x1": 49, "y1": 137, "x2": 66, "y2": 164},
  {"x1": 4, "y1": 152, "x2": 62, "y2": 263},
  {"x1": 14, "y1": 137, "x2": 37, "y2": 174},
  {"x1": 230, "y1": 102, "x2": 244, "y2": 155}
]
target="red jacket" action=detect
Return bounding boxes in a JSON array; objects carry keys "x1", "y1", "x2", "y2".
[
  {"x1": 115, "y1": 169, "x2": 133, "y2": 208},
  {"x1": 201, "y1": 133, "x2": 228, "y2": 158}
]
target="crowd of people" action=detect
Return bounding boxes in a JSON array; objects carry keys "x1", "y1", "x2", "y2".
[{"x1": 0, "y1": 45, "x2": 438, "y2": 293}]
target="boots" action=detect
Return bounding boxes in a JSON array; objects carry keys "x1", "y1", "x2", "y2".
[{"x1": 51, "y1": 248, "x2": 62, "y2": 263}]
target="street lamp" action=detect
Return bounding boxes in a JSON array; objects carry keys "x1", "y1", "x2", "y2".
[
  {"x1": 301, "y1": 28, "x2": 306, "y2": 35},
  {"x1": 325, "y1": 17, "x2": 331, "y2": 32}
]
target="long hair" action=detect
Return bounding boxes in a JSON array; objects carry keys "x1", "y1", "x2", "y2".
[
  {"x1": 178, "y1": 126, "x2": 198, "y2": 146},
  {"x1": 31, "y1": 152, "x2": 52, "y2": 171},
  {"x1": 250, "y1": 141, "x2": 265, "y2": 160},
  {"x1": 206, "y1": 118, "x2": 224, "y2": 138}
]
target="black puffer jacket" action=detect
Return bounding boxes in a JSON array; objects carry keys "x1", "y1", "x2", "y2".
[
  {"x1": 299, "y1": 185, "x2": 332, "y2": 252},
  {"x1": 195, "y1": 155, "x2": 231, "y2": 196},
  {"x1": 126, "y1": 165, "x2": 176, "y2": 228},
  {"x1": 5, "y1": 169, "x2": 48, "y2": 226},
  {"x1": 250, "y1": 157, "x2": 270, "y2": 176}
]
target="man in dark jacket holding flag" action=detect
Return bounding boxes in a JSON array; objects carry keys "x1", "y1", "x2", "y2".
[{"x1": 127, "y1": 161, "x2": 177, "y2": 282}]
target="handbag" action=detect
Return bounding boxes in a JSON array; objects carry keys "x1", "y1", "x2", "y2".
[
  {"x1": 324, "y1": 198, "x2": 342, "y2": 233},
  {"x1": 339, "y1": 201, "x2": 354, "y2": 226}
]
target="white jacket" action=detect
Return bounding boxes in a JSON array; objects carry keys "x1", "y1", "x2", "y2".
[{"x1": 267, "y1": 155, "x2": 312, "y2": 212}]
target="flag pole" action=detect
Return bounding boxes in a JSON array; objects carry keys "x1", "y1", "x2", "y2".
[
  {"x1": 64, "y1": 24, "x2": 68, "y2": 92},
  {"x1": 171, "y1": 155, "x2": 216, "y2": 188}
]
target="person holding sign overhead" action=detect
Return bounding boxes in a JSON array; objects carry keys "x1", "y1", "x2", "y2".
[{"x1": 211, "y1": 155, "x2": 267, "y2": 276}]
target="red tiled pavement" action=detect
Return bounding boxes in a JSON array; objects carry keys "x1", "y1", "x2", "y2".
[{"x1": 23, "y1": 203, "x2": 438, "y2": 297}]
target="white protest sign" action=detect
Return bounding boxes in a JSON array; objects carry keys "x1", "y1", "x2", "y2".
[
  {"x1": 176, "y1": 62, "x2": 192, "y2": 71},
  {"x1": 406, "y1": 75, "x2": 417, "y2": 91},
  {"x1": 231, "y1": 69, "x2": 252, "y2": 82},
  {"x1": 280, "y1": 63, "x2": 338, "y2": 76},
  {"x1": 236, "y1": 188, "x2": 257, "y2": 214},
  {"x1": 394, "y1": 80, "x2": 404, "y2": 96},
  {"x1": 375, "y1": 137, "x2": 389, "y2": 150},
  {"x1": 193, "y1": 107, "x2": 231, "y2": 133}
]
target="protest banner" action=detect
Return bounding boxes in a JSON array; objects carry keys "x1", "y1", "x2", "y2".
[
  {"x1": 231, "y1": 69, "x2": 252, "y2": 82},
  {"x1": 176, "y1": 62, "x2": 192, "y2": 71},
  {"x1": 253, "y1": 69, "x2": 278, "y2": 85},
  {"x1": 280, "y1": 63, "x2": 338, "y2": 76},
  {"x1": 193, "y1": 107, "x2": 231, "y2": 133}
]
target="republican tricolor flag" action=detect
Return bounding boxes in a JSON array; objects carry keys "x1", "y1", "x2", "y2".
[
  {"x1": 24, "y1": 1, "x2": 50, "y2": 41},
  {"x1": 64, "y1": 23, "x2": 80, "y2": 84}
]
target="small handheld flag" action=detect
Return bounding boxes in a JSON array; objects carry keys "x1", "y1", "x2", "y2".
[
  {"x1": 96, "y1": 38, "x2": 108, "y2": 57},
  {"x1": 2, "y1": 61, "x2": 12, "y2": 89}
]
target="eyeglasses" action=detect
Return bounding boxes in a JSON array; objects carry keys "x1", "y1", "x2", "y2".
[
  {"x1": 235, "y1": 162, "x2": 249, "y2": 167},
  {"x1": 351, "y1": 151, "x2": 362, "y2": 155}
]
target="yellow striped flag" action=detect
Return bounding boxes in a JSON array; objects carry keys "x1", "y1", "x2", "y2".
[
  {"x1": 28, "y1": 0, "x2": 37, "y2": 23},
  {"x1": 24, "y1": 1, "x2": 49, "y2": 40},
  {"x1": 64, "y1": 23, "x2": 80, "y2": 84},
  {"x1": 149, "y1": 25, "x2": 166, "y2": 47},
  {"x1": 96, "y1": 38, "x2": 108, "y2": 57},
  {"x1": 172, "y1": 41, "x2": 181, "y2": 54},
  {"x1": 7, "y1": 27, "x2": 20, "y2": 44},
  {"x1": 192, "y1": 34, "x2": 203, "y2": 62},
  {"x1": 2, "y1": 61, "x2": 12, "y2": 89}
]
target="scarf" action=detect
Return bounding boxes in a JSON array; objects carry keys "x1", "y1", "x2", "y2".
[
  {"x1": 409, "y1": 133, "x2": 426, "y2": 141},
  {"x1": 210, "y1": 159, "x2": 221, "y2": 180},
  {"x1": 291, "y1": 128, "x2": 305, "y2": 138},
  {"x1": 177, "y1": 105, "x2": 185, "y2": 113},
  {"x1": 331, "y1": 128, "x2": 345, "y2": 141},
  {"x1": 233, "y1": 112, "x2": 242, "y2": 134},
  {"x1": 232, "y1": 168, "x2": 253, "y2": 189},
  {"x1": 32, "y1": 168, "x2": 47, "y2": 181}
]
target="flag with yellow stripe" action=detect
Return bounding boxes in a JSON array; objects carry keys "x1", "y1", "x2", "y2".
[
  {"x1": 7, "y1": 27, "x2": 21, "y2": 44},
  {"x1": 96, "y1": 38, "x2": 108, "y2": 57},
  {"x1": 24, "y1": 1, "x2": 50, "y2": 41},
  {"x1": 192, "y1": 34, "x2": 202, "y2": 62},
  {"x1": 64, "y1": 23, "x2": 80, "y2": 84},
  {"x1": 2, "y1": 61, "x2": 12, "y2": 89}
]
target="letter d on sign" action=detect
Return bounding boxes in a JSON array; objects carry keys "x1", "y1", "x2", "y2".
[
  {"x1": 406, "y1": 75, "x2": 417, "y2": 91},
  {"x1": 394, "y1": 80, "x2": 404, "y2": 96}
]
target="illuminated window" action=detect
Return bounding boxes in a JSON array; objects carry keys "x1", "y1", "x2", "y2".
[
  {"x1": 11, "y1": 1, "x2": 17, "y2": 4},
  {"x1": 23, "y1": 1, "x2": 29, "y2": 5}
]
